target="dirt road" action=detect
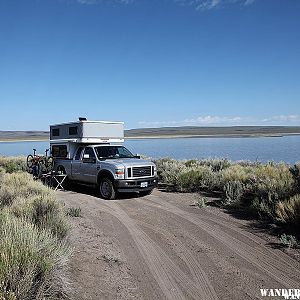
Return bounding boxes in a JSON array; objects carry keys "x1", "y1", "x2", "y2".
[{"x1": 57, "y1": 189, "x2": 300, "y2": 300}]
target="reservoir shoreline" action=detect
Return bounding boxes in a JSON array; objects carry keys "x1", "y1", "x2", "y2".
[{"x1": 1, "y1": 132, "x2": 300, "y2": 142}]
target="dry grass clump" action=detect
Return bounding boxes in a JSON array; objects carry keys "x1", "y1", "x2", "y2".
[
  {"x1": 11, "y1": 194, "x2": 69, "y2": 240},
  {"x1": 0, "y1": 172, "x2": 51, "y2": 207},
  {"x1": 252, "y1": 163, "x2": 295, "y2": 200},
  {"x1": 0, "y1": 156, "x2": 27, "y2": 173},
  {"x1": 0, "y1": 210, "x2": 70, "y2": 300},
  {"x1": 66, "y1": 207, "x2": 82, "y2": 218},
  {"x1": 221, "y1": 165, "x2": 254, "y2": 185},
  {"x1": 0, "y1": 167, "x2": 5, "y2": 183},
  {"x1": 276, "y1": 194, "x2": 300, "y2": 226},
  {"x1": 0, "y1": 170, "x2": 71, "y2": 299}
]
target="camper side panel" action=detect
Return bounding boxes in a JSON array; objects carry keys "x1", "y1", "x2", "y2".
[
  {"x1": 50, "y1": 123, "x2": 82, "y2": 140},
  {"x1": 82, "y1": 122, "x2": 124, "y2": 139}
]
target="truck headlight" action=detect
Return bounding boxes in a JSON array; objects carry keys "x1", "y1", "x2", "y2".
[{"x1": 115, "y1": 168, "x2": 125, "y2": 179}]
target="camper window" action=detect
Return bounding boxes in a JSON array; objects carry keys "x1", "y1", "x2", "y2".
[
  {"x1": 52, "y1": 128, "x2": 60, "y2": 137},
  {"x1": 69, "y1": 126, "x2": 78, "y2": 135},
  {"x1": 52, "y1": 145, "x2": 68, "y2": 158}
]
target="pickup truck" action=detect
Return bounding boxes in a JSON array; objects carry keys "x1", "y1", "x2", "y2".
[{"x1": 54, "y1": 144, "x2": 158, "y2": 199}]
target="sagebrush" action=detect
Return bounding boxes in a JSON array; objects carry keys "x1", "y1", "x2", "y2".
[
  {"x1": 0, "y1": 166, "x2": 71, "y2": 299},
  {"x1": 155, "y1": 158, "x2": 299, "y2": 229}
]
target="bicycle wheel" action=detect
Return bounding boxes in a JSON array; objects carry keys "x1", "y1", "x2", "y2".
[
  {"x1": 37, "y1": 161, "x2": 43, "y2": 179},
  {"x1": 26, "y1": 155, "x2": 34, "y2": 168},
  {"x1": 39, "y1": 158, "x2": 47, "y2": 175}
]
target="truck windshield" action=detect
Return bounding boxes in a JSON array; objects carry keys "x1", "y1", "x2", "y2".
[{"x1": 95, "y1": 146, "x2": 135, "y2": 159}]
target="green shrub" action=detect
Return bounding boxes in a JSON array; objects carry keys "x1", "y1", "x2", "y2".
[
  {"x1": 236, "y1": 160, "x2": 262, "y2": 167},
  {"x1": 156, "y1": 159, "x2": 299, "y2": 224},
  {"x1": 276, "y1": 194, "x2": 300, "y2": 227},
  {"x1": 184, "y1": 158, "x2": 231, "y2": 171},
  {"x1": 250, "y1": 197, "x2": 275, "y2": 220},
  {"x1": 194, "y1": 197, "x2": 207, "y2": 208},
  {"x1": 66, "y1": 207, "x2": 82, "y2": 217},
  {"x1": 0, "y1": 156, "x2": 27, "y2": 173},
  {"x1": 155, "y1": 158, "x2": 187, "y2": 186},
  {"x1": 178, "y1": 167, "x2": 216, "y2": 192},
  {"x1": 0, "y1": 210, "x2": 71, "y2": 300},
  {"x1": 223, "y1": 180, "x2": 244, "y2": 206},
  {"x1": 184, "y1": 159, "x2": 199, "y2": 168},
  {"x1": 280, "y1": 233, "x2": 299, "y2": 248},
  {"x1": 290, "y1": 162, "x2": 300, "y2": 189}
]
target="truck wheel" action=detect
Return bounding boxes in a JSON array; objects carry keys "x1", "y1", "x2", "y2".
[{"x1": 99, "y1": 177, "x2": 116, "y2": 200}]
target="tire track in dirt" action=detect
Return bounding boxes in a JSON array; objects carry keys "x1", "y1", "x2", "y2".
[
  {"x1": 155, "y1": 192, "x2": 300, "y2": 274},
  {"x1": 136, "y1": 220, "x2": 219, "y2": 299},
  {"x1": 101, "y1": 201, "x2": 219, "y2": 300},
  {"x1": 121, "y1": 201, "x2": 268, "y2": 299},
  {"x1": 142, "y1": 195, "x2": 300, "y2": 288}
]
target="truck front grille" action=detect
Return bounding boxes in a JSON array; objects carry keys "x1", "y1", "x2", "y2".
[{"x1": 132, "y1": 166, "x2": 152, "y2": 177}]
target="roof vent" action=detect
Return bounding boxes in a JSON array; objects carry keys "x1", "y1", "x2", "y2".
[{"x1": 79, "y1": 117, "x2": 87, "y2": 121}]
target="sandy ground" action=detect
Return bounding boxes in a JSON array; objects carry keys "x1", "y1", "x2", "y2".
[{"x1": 57, "y1": 189, "x2": 300, "y2": 300}]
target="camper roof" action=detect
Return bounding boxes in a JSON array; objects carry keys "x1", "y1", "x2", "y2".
[{"x1": 50, "y1": 120, "x2": 124, "y2": 127}]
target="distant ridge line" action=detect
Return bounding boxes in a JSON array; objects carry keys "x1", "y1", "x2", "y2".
[{"x1": 1, "y1": 126, "x2": 300, "y2": 140}]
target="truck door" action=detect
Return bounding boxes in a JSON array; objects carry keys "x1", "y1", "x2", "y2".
[
  {"x1": 72, "y1": 147, "x2": 84, "y2": 181},
  {"x1": 80, "y1": 147, "x2": 98, "y2": 184}
]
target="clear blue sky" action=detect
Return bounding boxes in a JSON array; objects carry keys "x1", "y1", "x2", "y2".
[{"x1": 0, "y1": 0, "x2": 299, "y2": 130}]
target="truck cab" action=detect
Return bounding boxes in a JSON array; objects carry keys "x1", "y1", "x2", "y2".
[{"x1": 50, "y1": 119, "x2": 158, "y2": 199}]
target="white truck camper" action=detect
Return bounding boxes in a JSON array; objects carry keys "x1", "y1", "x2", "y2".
[
  {"x1": 50, "y1": 119, "x2": 124, "y2": 159},
  {"x1": 50, "y1": 118, "x2": 158, "y2": 199}
]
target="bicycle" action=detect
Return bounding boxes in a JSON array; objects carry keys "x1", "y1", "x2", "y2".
[
  {"x1": 43, "y1": 149, "x2": 54, "y2": 172},
  {"x1": 27, "y1": 149, "x2": 54, "y2": 177}
]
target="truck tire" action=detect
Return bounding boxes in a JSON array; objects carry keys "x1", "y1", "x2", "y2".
[{"x1": 99, "y1": 177, "x2": 116, "y2": 200}]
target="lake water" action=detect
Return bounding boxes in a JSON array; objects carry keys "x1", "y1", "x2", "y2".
[{"x1": 0, "y1": 136, "x2": 299, "y2": 163}]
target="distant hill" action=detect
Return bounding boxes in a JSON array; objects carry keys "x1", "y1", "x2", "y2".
[
  {"x1": 125, "y1": 126, "x2": 300, "y2": 138},
  {"x1": 0, "y1": 131, "x2": 49, "y2": 141},
  {"x1": 1, "y1": 126, "x2": 300, "y2": 141}
]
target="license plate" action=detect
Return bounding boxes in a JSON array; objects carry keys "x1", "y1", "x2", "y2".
[{"x1": 140, "y1": 182, "x2": 148, "y2": 188}]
